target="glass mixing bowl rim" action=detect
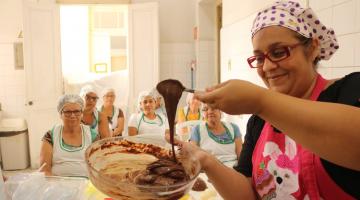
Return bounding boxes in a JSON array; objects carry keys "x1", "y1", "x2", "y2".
[{"x1": 85, "y1": 136, "x2": 201, "y2": 190}]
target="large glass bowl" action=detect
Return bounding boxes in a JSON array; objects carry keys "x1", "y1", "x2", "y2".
[{"x1": 85, "y1": 135, "x2": 201, "y2": 200}]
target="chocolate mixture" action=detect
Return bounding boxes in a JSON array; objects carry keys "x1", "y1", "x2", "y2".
[
  {"x1": 130, "y1": 159, "x2": 190, "y2": 186},
  {"x1": 156, "y1": 79, "x2": 188, "y2": 162},
  {"x1": 192, "y1": 177, "x2": 207, "y2": 191}
]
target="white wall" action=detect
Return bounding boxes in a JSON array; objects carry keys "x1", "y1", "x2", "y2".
[
  {"x1": 133, "y1": 0, "x2": 196, "y2": 42},
  {"x1": 0, "y1": 0, "x2": 26, "y2": 118},
  {"x1": 310, "y1": 0, "x2": 360, "y2": 78},
  {"x1": 221, "y1": 0, "x2": 360, "y2": 135},
  {"x1": 133, "y1": 0, "x2": 197, "y2": 107},
  {"x1": 195, "y1": 0, "x2": 217, "y2": 90}
]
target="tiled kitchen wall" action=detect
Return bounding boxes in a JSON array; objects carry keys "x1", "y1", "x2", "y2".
[
  {"x1": 311, "y1": 0, "x2": 360, "y2": 78},
  {"x1": 0, "y1": 0, "x2": 25, "y2": 119},
  {"x1": 196, "y1": 40, "x2": 216, "y2": 90},
  {"x1": 160, "y1": 42, "x2": 195, "y2": 107},
  {"x1": 221, "y1": 0, "x2": 360, "y2": 135},
  {"x1": 0, "y1": 43, "x2": 26, "y2": 118}
]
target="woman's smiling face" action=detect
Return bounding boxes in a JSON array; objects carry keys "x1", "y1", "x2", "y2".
[
  {"x1": 252, "y1": 26, "x2": 318, "y2": 97},
  {"x1": 140, "y1": 96, "x2": 156, "y2": 114}
]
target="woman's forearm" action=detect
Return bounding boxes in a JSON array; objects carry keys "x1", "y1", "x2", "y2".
[
  {"x1": 259, "y1": 90, "x2": 360, "y2": 170},
  {"x1": 113, "y1": 127, "x2": 123, "y2": 136},
  {"x1": 203, "y1": 155, "x2": 255, "y2": 200},
  {"x1": 128, "y1": 127, "x2": 138, "y2": 136},
  {"x1": 99, "y1": 114, "x2": 111, "y2": 138},
  {"x1": 113, "y1": 118, "x2": 125, "y2": 136}
]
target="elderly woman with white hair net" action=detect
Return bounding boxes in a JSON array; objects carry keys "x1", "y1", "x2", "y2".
[
  {"x1": 128, "y1": 91, "x2": 169, "y2": 136},
  {"x1": 40, "y1": 94, "x2": 98, "y2": 177},
  {"x1": 79, "y1": 85, "x2": 110, "y2": 139},
  {"x1": 99, "y1": 87, "x2": 125, "y2": 136},
  {"x1": 189, "y1": 103, "x2": 243, "y2": 163}
]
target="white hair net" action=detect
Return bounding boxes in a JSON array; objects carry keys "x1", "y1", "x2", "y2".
[
  {"x1": 137, "y1": 90, "x2": 155, "y2": 112},
  {"x1": 79, "y1": 85, "x2": 97, "y2": 99},
  {"x1": 57, "y1": 94, "x2": 84, "y2": 113},
  {"x1": 101, "y1": 87, "x2": 116, "y2": 97}
]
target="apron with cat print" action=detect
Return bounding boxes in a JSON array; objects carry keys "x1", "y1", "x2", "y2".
[{"x1": 251, "y1": 75, "x2": 355, "y2": 200}]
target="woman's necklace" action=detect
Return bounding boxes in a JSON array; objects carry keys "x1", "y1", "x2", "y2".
[
  {"x1": 205, "y1": 122, "x2": 234, "y2": 144},
  {"x1": 142, "y1": 113, "x2": 163, "y2": 126}
]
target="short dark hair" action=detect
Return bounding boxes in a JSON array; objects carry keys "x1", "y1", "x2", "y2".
[{"x1": 294, "y1": 33, "x2": 321, "y2": 66}]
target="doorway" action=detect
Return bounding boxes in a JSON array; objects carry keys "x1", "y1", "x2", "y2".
[
  {"x1": 60, "y1": 5, "x2": 129, "y2": 109},
  {"x1": 23, "y1": 1, "x2": 159, "y2": 167}
]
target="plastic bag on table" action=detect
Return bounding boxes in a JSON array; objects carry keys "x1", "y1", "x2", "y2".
[
  {"x1": 5, "y1": 172, "x2": 46, "y2": 200},
  {"x1": 4, "y1": 172, "x2": 83, "y2": 200},
  {"x1": 42, "y1": 182, "x2": 80, "y2": 200}
]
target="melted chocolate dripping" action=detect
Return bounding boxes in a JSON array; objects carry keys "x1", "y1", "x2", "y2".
[{"x1": 156, "y1": 79, "x2": 185, "y2": 162}]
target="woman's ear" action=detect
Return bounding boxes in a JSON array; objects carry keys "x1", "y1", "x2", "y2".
[{"x1": 309, "y1": 38, "x2": 320, "y2": 64}]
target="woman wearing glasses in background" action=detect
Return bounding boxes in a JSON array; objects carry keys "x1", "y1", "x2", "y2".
[
  {"x1": 100, "y1": 88, "x2": 124, "y2": 137},
  {"x1": 181, "y1": 1, "x2": 360, "y2": 199},
  {"x1": 128, "y1": 91, "x2": 169, "y2": 136},
  {"x1": 39, "y1": 94, "x2": 98, "y2": 177},
  {"x1": 189, "y1": 104, "x2": 242, "y2": 164},
  {"x1": 80, "y1": 85, "x2": 110, "y2": 139}
]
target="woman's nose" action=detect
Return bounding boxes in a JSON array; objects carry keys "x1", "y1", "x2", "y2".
[{"x1": 262, "y1": 58, "x2": 278, "y2": 71}]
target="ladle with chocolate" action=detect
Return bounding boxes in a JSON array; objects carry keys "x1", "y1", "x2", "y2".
[{"x1": 156, "y1": 79, "x2": 194, "y2": 162}]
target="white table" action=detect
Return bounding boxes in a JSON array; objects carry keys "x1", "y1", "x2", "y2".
[{"x1": 44, "y1": 162, "x2": 237, "y2": 200}]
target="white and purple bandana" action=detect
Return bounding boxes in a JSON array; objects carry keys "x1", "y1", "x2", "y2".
[{"x1": 251, "y1": 1, "x2": 339, "y2": 60}]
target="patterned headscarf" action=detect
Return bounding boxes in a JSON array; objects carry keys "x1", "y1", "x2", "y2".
[{"x1": 251, "y1": 0, "x2": 339, "y2": 60}]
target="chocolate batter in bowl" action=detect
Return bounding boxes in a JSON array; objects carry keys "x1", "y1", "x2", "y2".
[{"x1": 85, "y1": 136, "x2": 201, "y2": 200}]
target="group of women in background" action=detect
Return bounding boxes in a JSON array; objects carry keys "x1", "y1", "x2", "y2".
[{"x1": 39, "y1": 85, "x2": 242, "y2": 177}]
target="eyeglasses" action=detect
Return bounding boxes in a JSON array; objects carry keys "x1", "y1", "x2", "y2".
[
  {"x1": 247, "y1": 42, "x2": 304, "y2": 68},
  {"x1": 62, "y1": 110, "x2": 82, "y2": 117},
  {"x1": 86, "y1": 95, "x2": 99, "y2": 101}
]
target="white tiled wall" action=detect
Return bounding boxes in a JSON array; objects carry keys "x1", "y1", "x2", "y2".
[
  {"x1": 160, "y1": 42, "x2": 195, "y2": 107},
  {"x1": 310, "y1": 0, "x2": 360, "y2": 78},
  {"x1": 196, "y1": 40, "x2": 216, "y2": 90},
  {"x1": 221, "y1": 0, "x2": 360, "y2": 134},
  {"x1": 0, "y1": 43, "x2": 26, "y2": 118},
  {"x1": 0, "y1": 0, "x2": 26, "y2": 119}
]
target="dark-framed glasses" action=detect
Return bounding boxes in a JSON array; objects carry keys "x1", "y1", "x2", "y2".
[
  {"x1": 62, "y1": 110, "x2": 82, "y2": 117},
  {"x1": 247, "y1": 42, "x2": 304, "y2": 68}
]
